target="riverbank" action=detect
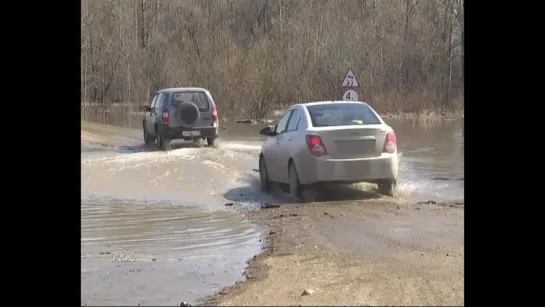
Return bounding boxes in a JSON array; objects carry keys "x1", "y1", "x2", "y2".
[{"x1": 201, "y1": 199, "x2": 464, "y2": 306}]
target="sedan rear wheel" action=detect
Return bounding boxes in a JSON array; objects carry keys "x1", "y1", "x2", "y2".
[
  {"x1": 378, "y1": 179, "x2": 396, "y2": 197},
  {"x1": 259, "y1": 157, "x2": 271, "y2": 192},
  {"x1": 289, "y1": 162, "x2": 303, "y2": 202},
  {"x1": 143, "y1": 128, "x2": 153, "y2": 145}
]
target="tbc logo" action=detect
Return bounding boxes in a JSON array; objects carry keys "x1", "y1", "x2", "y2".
[{"x1": 112, "y1": 250, "x2": 136, "y2": 262}]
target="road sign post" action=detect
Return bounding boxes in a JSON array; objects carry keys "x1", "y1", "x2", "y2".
[{"x1": 341, "y1": 68, "x2": 360, "y2": 101}]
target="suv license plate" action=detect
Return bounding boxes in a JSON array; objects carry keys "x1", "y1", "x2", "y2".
[{"x1": 183, "y1": 131, "x2": 201, "y2": 137}]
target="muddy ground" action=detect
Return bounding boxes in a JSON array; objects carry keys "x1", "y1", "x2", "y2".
[{"x1": 201, "y1": 198, "x2": 463, "y2": 306}]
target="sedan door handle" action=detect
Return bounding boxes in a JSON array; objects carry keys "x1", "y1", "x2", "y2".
[{"x1": 288, "y1": 138, "x2": 292, "y2": 142}]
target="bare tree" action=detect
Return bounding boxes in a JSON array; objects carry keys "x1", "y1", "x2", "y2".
[{"x1": 81, "y1": 0, "x2": 464, "y2": 127}]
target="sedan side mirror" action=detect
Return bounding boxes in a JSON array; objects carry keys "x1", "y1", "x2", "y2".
[
  {"x1": 140, "y1": 105, "x2": 151, "y2": 112},
  {"x1": 259, "y1": 125, "x2": 276, "y2": 137}
]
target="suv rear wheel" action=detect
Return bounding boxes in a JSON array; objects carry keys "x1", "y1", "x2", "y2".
[
  {"x1": 156, "y1": 130, "x2": 170, "y2": 151},
  {"x1": 206, "y1": 137, "x2": 218, "y2": 147},
  {"x1": 143, "y1": 125, "x2": 153, "y2": 145}
]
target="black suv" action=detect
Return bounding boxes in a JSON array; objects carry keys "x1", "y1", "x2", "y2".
[{"x1": 142, "y1": 87, "x2": 220, "y2": 150}]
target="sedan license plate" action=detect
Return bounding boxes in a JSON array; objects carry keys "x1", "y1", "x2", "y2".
[{"x1": 182, "y1": 131, "x2": 201, "y2": 137}]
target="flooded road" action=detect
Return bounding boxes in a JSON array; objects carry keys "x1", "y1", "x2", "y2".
[
  {"x1": 81, "y1": 118, "x2": 463, "y2": 305},
  {"x1": 390, "y1": 119, "x2": 464, "y2": 202},
  {"x1": 219, "y1": 118, "x2": 465, "y2": 203},
  {"x1": 82, "y1": 123, "x2": 266, "y2": 306},
  {"x1": 81, "y1": 196, "x2": 261, "y2": 306}
]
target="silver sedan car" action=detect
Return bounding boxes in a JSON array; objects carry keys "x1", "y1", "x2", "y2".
[{"x1": 258, "y1": 101, "x2": 399, "y2": 200}]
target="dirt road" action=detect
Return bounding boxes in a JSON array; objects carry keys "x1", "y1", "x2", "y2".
[
  {"x1": 81, "y1": 121, "x2": 464, "y2": 306},
  {"x1": 202, "y1": 198, "x2": 463, "y2": 306}
]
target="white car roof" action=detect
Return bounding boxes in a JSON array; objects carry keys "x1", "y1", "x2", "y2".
[
  {"x1": 159, "y1": 87, "x2": 209, "y2": 93},
  {"x1": 294, "y1": 100, "x2": 369, "y2": 108}
]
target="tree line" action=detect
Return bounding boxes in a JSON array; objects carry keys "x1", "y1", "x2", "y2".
[{"x1": 81, "y1": 0, "x2": 463, "y2": 122}]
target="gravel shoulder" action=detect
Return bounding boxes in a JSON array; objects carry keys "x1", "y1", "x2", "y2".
[{"x1": 201, "y1": 199, "x2": 464, "y2": 306}]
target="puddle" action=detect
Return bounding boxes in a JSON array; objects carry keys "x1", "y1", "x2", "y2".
[{"x1": 81, "y1": 196, "x2": 262, "y2": 306}]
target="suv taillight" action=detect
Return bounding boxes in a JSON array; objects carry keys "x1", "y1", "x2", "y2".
[
  {"x1": 305, "y1": 135, "x2": 327, "y2": 157},
  {"x1": 212, "y1": 106, "x2": 218, "y2": 121},
  {"x1": 162, "y1": 109, "x2": 169, "y2": 124},
  {"x1": 383, "y1": 131, "x2": 397, "y2": 153}
]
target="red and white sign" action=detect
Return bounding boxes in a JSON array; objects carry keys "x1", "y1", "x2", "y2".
[
  {"x1": 341, "y1": 68, "x2": 360, "y2": 101},
  {"x1": 341, "y1": 69, "x2": 360, "y2": 88}
]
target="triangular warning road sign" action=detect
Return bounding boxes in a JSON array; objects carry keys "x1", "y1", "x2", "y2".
[{"x1": 341, "y1": 69, "x2": 360, "y2": 88}]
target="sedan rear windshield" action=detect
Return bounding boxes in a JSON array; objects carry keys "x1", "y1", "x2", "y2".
[
  {"x1": 172, "y1": 91, "x2": 210, "y2": 111},
  {"x1": 307, "y1": 103, "x2": 381, "y2": 127}
]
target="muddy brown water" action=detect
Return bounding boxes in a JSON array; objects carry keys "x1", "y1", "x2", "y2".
[
  {"x1": 81, "y1": 118, "x2": 463, "y2": 305},
  {"x1": 390, "y1": 119, "x2": 464, "y2": 202},
  {"x1": 81, "y1": 196, "x2": 261, "y2": 306},
  {"x1": 81, "y1": 125, "x2": 267, "y2": 305},
  {"x1": 219, "y1": 118, "x2": 464, "y2": 203}
]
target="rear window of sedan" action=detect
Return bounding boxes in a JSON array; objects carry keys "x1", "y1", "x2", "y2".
[{"x1": 306, "y1": 103, "x2": 381, "y2": 127}]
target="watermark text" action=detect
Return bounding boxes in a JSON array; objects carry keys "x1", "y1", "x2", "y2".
[{"x1": 112, "y1": 250, "x2": 136, "y2": 262}]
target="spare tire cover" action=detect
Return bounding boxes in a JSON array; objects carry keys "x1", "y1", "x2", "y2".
[{"x1": 177, "y1": 102, "x2": 200, "y2": 127}]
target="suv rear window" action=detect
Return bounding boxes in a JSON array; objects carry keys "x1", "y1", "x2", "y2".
[
  {"x1": 172, "y1": 91, "x2": 210, "y2": 111},
  {"x1": 307, "y1": 103, "x2": 381, "y2": 127}
]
